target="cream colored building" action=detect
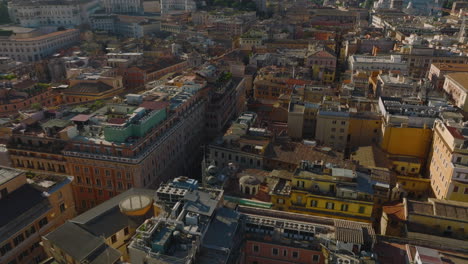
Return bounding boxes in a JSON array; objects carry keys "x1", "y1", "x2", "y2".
[
  {"x1": 429, "y1": 119, "x2": 468, "y2": 202},
  {"x1": 443, "y1": 73, "x2": 468, "y2": 112}
]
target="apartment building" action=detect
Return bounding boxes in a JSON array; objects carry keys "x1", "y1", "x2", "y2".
[
  {"x1": 349, "y1": 55, "x2": 408, "y2": 74},
  {"x1": 269, "y1": 160, "x2": 387, "y2": 223},
  {"x1": 239, "y1": 206, "x2": 376, "y2": 264},
  {"x1": 0, "y1": 167, "x2": 75, "y2": 264},
  {"x1": 103, "y1": 0, "x2": 144, "y2": 14},
  {"x1": 7, "y1": 78, "x2": 207, "y2": 212},
  {"x1": 379, "y1": 97, "x2": 438, "y2": 168},
  {"x1": 8, "y1": 0, "x2": 100, "y2": 28},
  {"x1": 443, "y1": 72, "x2": 468, "y2": 112},
  {"x1": 428, "y1": 63, "x2": 468, "y2": 90},
  {"x1": 160, "y1": 0, "x2": 197, "y2": 14},
  {"x1": 42, "y1": 188, "x2": 156, "y2": 263},
  {"x1": 0, "y1": 27, "x2": 80, "y2": 62},
  {"x1": 429, "y1": 119, "x2": 468, "y2": 202}
]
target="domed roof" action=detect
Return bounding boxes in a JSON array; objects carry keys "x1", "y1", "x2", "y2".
[{"x1": 239, "y1": 175, "x2": 261, "y2": 185}]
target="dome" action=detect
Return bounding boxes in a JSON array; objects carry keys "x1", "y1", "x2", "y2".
[
  {"x1": 119, "y1": 194, "x2": 153, "y2": 216},
  {"x1": 239, "y1": 175, "x2": 261, "y2": 185}
]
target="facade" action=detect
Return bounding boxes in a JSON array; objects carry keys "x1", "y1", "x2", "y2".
[
  {"x1": 103, "y1": 0, "x2": 144, "y2": 14},
  {"x1": 404, "y1": 198, "x2": 468, "y2": 249},
  {"x1": 428, "y1": 63, "x2": 468, "y2": 90},
  {"x1": 42, "y1": 188, "x2": 156, "y2": 263},
  {"x1": 8, "y1": 0, "x2": 100, "y2": 28},
  {"x1": 379, "y1": 97, "x2": 436, "y2": 165},
  {"x1": 7, "y1": 78, "x2": 207, "y2": 213},
  {"x1": 374, "y1": 74, "x2": 417, "y2": 97},
  {"x1": 160, "y1": 0, "x2": 197, "y2": 14},
  {"x1": 349, "y1": 55, "x2": 408, "y2": 74},
  {"x1": 429, "y1": 119, "x2": 468, "y2": 202},
  {"x1": 0, "y1": 28, "x2": 80, "y2": 62},
  {"x1": 270, "y1": 160, "x2": 387, "y2": 223},
  {"x1": 0, "y1": 167, "x2": 75, "y2": 264},
  {"x1": 443, "y1": 72, "x2": 468, "y2": 112},
  {"x1": 0, "y1": 83, "x2": 58, "y2": 117},
  {"x1": 306, "y1": 50, "x2": 337, "y2": 84}
]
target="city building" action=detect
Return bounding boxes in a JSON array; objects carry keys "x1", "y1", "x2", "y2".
[
  {"x1": 63, "y1": 69, "x2": 125, "y2": 103},
  {"x1": 7, "y1": 78, "x2": 207, "y2": 212},
  {"x1": 429, "y1": 119, "x2": 468, "y2": 202},
  {"x1": 269, "y1": 160, "x2": 389, "y2": 223},
  {"x1": 443, "y1": 72, "x2": 468, "y2": 112},
  {"x1": 103, "y1": 0, "x2": 144, "y2": 14},
  {"x1": 0, "y1": 167, "x2": 75, "y2": 264},
  {"x1": 379, "y1": 97, "x2": 440, "y2": 169},
  {"x1": 403, "y1": 198, "x2": 468, "y2": 250},
  {"x1": 0, "y1": 27, "x2": 80, "y2": 62},
  {"x1": 428, "y1": 63, "x2": 468, "y2": 90},
  {"x1": 349, "y1": 55, "x2": 408, "y2": 74},
  {"x1": 160, "y1": 0, "x2": 197, "y2": 14},
  {"x1": 42, "y1": 188, "x2": 156, "y2": 263},
  {"x1": 7, "y1": 0, "x2": 100, "y2": 28}
]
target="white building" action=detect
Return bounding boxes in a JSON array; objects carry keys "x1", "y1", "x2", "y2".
[
  {"x1": 8, "y1": 0, "x2": 100, "y2": 28},
  {"x1": 160, "y1": 0, "x2": 197, "y2": 14},
  {"x1": 103, "y1": 0, "x2": 144, "y2": 14},
  {"x1": 0, "y1": 27, "x2": 80, "y2": 62},
  {"x1": 349, "y1": 54, "x2": 408, "y2": 74}
]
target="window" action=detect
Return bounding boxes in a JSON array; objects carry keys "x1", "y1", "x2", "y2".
[
  {"x1": 127, "y1": 183, "x2": 133, "y2": 189},
  {"x1": 253, "y1": 244, "x2": 259, "y2": 252},
  {"x1": 358, "y1": 206, "x2": 366, "y2": 214},
  {"x1": 0, "y1": 242, "x2": 12, "y2": 256},
  {"x1": 98, "y1": 190, "x2": 103, "y2": 195},
  {"x1": 283, "y1": 249, "x2": 287, "y2": 257},
  {"x1": 341, "y1": 121, "x2": 346, "y2": 125},
  {"x1": 107, "y1": 180, "x2": 112, "y2": 188},
  {"x1": 124, "y1": 227, "x2": 129, "y2": 236},
  {"x1": 117, "y1": 172, "x2": 122, "y2": 178},
  {"x1": 297, "y1": 181, "x2": 305, "y2": 188},
  {"x1": 277, "y1": 198, "x2": 285, "y2": 204},
  {"x1": 13, "y1": 234, "x2": 24, "y2": 246},
  {"x1": 105, "y1": 170, "x2": 111, "y2": 177},
  {"x1": 85, "y1": 177, "x2": 91, "y2": 185},
  {"x1": 341, "y1": 204, "x2": 349, "y2": 211},
  {"x1": 310, "y1": 200, "x2": 318, "y2": 207},
  {"x1": 292, "y1": 251, "x2": 299, "y2": 258},
  {"x1": 94, "y1": 168, "x2": 100, "y2": 175},
  {"x1": 464, "y1": 188, "x2": 468, "y2": 194},
  {"x1": 60, "y1": 203, "x2": 66, "y2": 213},
  {"x1": 25, "y1": 226, "x2": 36, "y2": 237},
  {"x1": 38, "y1": 217, "x2": 48, "y2": 228},
  {"x1": 340, "y1": 128, "x2": 344, "y2": 133},
  {"x1": 326, "y1": 202, "x2": 334, "y2": 209},
  {"x1": 272, "y1": 248, "x2": 279, "y2": 256},
  {"x1": 96, "y1": 179, "x2": 101, "y2": 186},
  {"x1": 111, "y1": 235, "x2": 117, "y2": 244},
  {"x1": 313, "y1": 255, "x2": 320, "y2": 262},
  {"x1": 453, "y1": 186, "x2": 459, "y2": 192}
]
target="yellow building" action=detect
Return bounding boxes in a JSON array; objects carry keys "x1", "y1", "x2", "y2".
[
  {"x1": 381, "y1": 125, "x2": 432, "y2": 159},
  {"x1": 348, "y1": 112, "x2": 382, "y2": 150},
  {"x1": 404, "y1": 198, "x2": 468, "y2": 249},
  {"x1": 270, "y1": 160, "x2": 381, "y2": 223},
  {"x1": 379, "y1": 97, "x2": 433, "y2": 174}
]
